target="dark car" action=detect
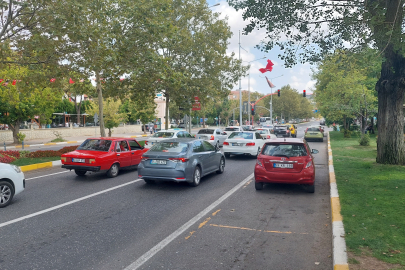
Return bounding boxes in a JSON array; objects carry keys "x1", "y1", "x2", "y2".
[
  {"x1": 138, "y1": 138, "x2": 225, "y2": 186},
  {"x1": 273, "y1": 125, "x2": 291, "y2": 137},
  {"x1": 142, "y1": 123, "x2": 154, "y2": 132}
]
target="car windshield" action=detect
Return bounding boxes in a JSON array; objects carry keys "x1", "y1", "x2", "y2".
[
  {"x1": 197, "y1": 129, "x2": 214, "y2": 134},
  {"x1": 149, "y1": 142, "x2": 189, "y2": 153},
  {"x1": 152, "y1": 132, "x2": 175, "y2": 138},
  {"x1": 307, "y1": 127, "x2": 321, "y2": 132},
  {"x1": 228, "y1": 132, "x2": 253, "y2": 139},
  {"x1": 77, "y1": 139, "x2": 112, "y2": 152},
  {"x1": 225, "y1": 127, "x2": 239, "y2": 131},
  {"x1": 262, "y1": 144, "x2": 308, "y2": 157}
]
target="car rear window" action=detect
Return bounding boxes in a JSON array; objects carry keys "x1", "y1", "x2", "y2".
[
  {"x1": 255, "y1": 129, "x2": 269, "y2": 134},
  {"x1": 149, "y1": 142, "x2": 189, "y2": 153},
  {"x1": 197, "y1": 129, "x2": 214, "y2": 134},
  {"x1": 225, "y1": 127, "x2": 239, "y2": 131},
  {"x1": 152, "y1": 132, "x2": 174, "y2": 138},
  {"x1": 262, "y1": 144, "x2": 308, "y2": 157},
  {"x1": 307, "y1": 127, "x2": 320, "y2": 132},
  {"x1": 77, "y1": 139, "x2": 112, "y2": 152},
  {"x1": 228, "y1": 132, "x2": 253, "y2": 139},
  {"x1": 275, "y1": 126, "x2": 287, "y2": 129}
]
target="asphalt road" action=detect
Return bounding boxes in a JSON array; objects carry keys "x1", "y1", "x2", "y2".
[{"x1": 0, "y1": 121, "x2": 332, "y2": 270}]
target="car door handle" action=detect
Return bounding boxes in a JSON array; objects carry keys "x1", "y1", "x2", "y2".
[{"x1": 131, "y1": 152, "x2": 134, "y2": 155}]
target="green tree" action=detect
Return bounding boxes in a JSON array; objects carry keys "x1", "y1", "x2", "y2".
[{"x1": 228, "y1": 0, "x2": 405, "y2": 164}]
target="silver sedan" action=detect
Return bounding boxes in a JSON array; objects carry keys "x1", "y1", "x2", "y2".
[
  {"x1": 196, "y1": 128, "x2": 227, "y2": 147},
  {"x1": 137, "y1": 138, "x2": 225, "y2": 187}
]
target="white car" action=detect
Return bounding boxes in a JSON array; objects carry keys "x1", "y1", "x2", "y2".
[
  {"x1": 254, "y1": 128, "x2": 277, "y2": 140},
  {"x1": 223, "y1": 126, "x2": 243, "y2": 136},
  {"x1": 144, "y1": 129, "x2": 194, "y2": 148},
  {"x1": 223, "y1": 131, "x2": 266, "y2": 158},
  {"x1": 0, "y1": 163, "x2": 25, "y2": 207},
  {"x1": 196, "y1": 128, "x2": 227, "y2": 147}
]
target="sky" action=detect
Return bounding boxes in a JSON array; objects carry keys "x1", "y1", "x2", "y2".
[{"x1": 207, "y1": 0, "x2": 317, "y2": 96}]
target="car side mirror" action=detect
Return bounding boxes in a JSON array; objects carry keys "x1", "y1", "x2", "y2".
[{"x1": 311, "y1": 149, "x2": 319, "y2": 154}]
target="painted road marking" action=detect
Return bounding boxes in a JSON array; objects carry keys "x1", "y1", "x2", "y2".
[
  {"x1": 26, "y1": 171, "x2": 70, "y2": 181},
  {"x1": 209, "y1": 224, "x2": 308, "y2": 235},
  {"x1": 0, "y1": 179, "x2": 143, "y2": 229},
  {"x1": 124, "y1": 173, "x2": 254, "y2": 270}
]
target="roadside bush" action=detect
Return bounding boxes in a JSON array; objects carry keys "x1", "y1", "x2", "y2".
[
  {"x1": 344, "y1": 129, "x2": 351, "y2": 138},
  {"x1": 0, "y1": 155, "x2": 16, "y2": 163},
  {"x1": 16, "y1": 132, "x2": 26, "y2": 143},
  {"x1": 359, "y1": 133, "x2": 370, "y2": 146},
  {"x1": 27, "y1": 145, "x2": 78, "y2": 158},
  {"x1": 0, "y1": 150, "x2": 20, "y2": 159},
  {"x1": 19, "y1": 150, "x2": 30, "y2": 158}
]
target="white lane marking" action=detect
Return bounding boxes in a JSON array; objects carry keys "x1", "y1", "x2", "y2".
[
  {"x1": 124, "y1": 173, "x2": 254, "y2": 270},
  {"x1": 0, "y1": 179, "x2": 143, "y2": 228},
  {"x1": 26, "y1": 171, "x2": 70, "y2": 180}
]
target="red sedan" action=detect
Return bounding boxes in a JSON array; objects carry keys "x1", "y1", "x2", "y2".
[
  {"x1": 254, "y1": 138, "x2": 319, "y2": 193},
  {"x1": 61, "y1": 138, "x2": 148, "y2": 177}
]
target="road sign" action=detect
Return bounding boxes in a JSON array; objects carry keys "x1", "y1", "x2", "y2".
[
  {"x1": 94, "y1": 113, "x2": 98, "y2": 124},
  {"x1": 192, "y1": 96, "x2": 201, "y2": 111}
]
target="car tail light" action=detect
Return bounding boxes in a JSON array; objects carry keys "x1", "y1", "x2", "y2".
[
  {"x1": 256, "y1": 159, "x2": 263, "y2": 167},
  {"x1": 141, "y1": 156, "x2": 149, "y2": 161},
  {"x1": 61, "y1": 157, "x2": 66, "y2": 162},
  {"x1": 223, "y1": 142, "x2": 229, "y2": 145},
  {"x1": 210, "y1": 135, "x2": 215, "y2": 140},
  {"x1": 168, "y1": 157, "x2": 189, "y2": 163},
  {"x1": 245, "y1": 142, "x2": 255, "y2": 146},
  {"x1": 176, "y1": 177, "x2": 186, "y2": 180},
  {"x1": 267, "y1": 135, "x2": 270, "y2": 139},
  {"x1": 286, "y1": 130, "x2": 290, "y2": 133},
  {"x1": 88, "y1": 159, "x2": 96, "y2": 164},
  {"x1": 305, "y1": 161, "x2": 313, "y2": 168}
]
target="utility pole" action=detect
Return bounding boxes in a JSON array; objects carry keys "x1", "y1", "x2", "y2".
[{"x1": 238, "y1": 30, "x2": 242, "y2": 126}]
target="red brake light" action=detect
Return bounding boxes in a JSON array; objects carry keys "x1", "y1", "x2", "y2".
[
  {"x1": 210, "y1": 135, "x2": 215, "y2": 140},
  {"x1": 141, "y1": 156, "x2": 149, "y2": 161},
  {"x1": 168, "y1": 157, "x2": 189, "y2": 162},
  {"x1": 245, "y1": 142, "x2": 255, "y2": 146},
  {"x1": 267, "y1": 135, "x2": 270, "y2": 139},
  {"x1": 223, "y1": 142, "x2": 229, "y2": 145}
]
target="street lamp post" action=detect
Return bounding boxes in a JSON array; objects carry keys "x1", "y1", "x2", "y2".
[
  {"x1": 245, "y1": 56, "x2": 265, "y2": 125},
  {"x1": 238, "y1": 31, "x2": 242, "y2": 126},
  {"x1": 265, "y1": 75, "x2": 283, "y2": 124}
]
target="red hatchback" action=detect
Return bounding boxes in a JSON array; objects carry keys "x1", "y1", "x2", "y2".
[
  {"x1": 61, "y1": 138, "x2": 148, "y2": 177},
  {"x1": 254, "y1": 138, "x2": 319, "y2": 193}
]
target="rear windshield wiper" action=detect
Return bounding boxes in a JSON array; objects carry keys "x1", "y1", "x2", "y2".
[{"x1": 273, "y1": 154, "x2": 290, "y2": 158}]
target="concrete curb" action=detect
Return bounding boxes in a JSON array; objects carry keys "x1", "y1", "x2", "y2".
[
  {"x1": 328, "y1": 132, "x2": 349, "y2": 270},
  {"x1": 20, "y1": 160, "x2": 62, "y2": 172}
]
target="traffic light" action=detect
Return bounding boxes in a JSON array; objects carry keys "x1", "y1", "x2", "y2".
[
  {"x1": 277, "y1": 89, "x2": 280, "y2": 97},
  {"x1": 303, "y1": 90, "x2": 306, "y2": 97},
  {"x1": 251, "y1": 106, "x2": 255, "y2": 115}
]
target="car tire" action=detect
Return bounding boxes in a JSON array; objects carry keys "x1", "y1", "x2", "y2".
[
  {"x1": 255, "y1": 181, "x2": 263, "y2": 190},
  {"x1": 106, "y1": 163, "x2": 120, "y2": 178},
  {"x1": 305, "y1": 184, "x2": 315, "y2": 193},
  {"x1": 189, "y1": 166, "x2": 201, "y2": 187},
  {"x1": 224, "y1": 152, "x2": 230, "y2": 158},
  {"x1": 216, "y1": 158, "x2": 225, "y2": 174},
  {"x1": 74, "y1": 169, "x2": 87, "y2": 176},
  {"x1": 0, "y1": 181, "x2": 14, "y2": 208},
  {"x1": 144, "y1": 179, "x2": 155, "y2": 184}
]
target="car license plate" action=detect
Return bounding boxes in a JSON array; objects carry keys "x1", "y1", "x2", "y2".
[
  {"x1": 72, "y1": 158, "x2": 85, "y2": 163},
  {"x1": 310, "y1": 133, "x2": 317, "y2": 135},
  {"x1": 274, "y1": 163, "x2": 293, "y2": 168},
  {"x1": 232, "y1": 143, "x2": 241, "y2": 146},
  {"x1": 150, "y1": 160, "x2": 166, "y2": 165}
]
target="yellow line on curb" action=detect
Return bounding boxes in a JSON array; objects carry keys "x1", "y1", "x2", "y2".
[
  {"x1": 334, "y1": 264, "x2": 349, "y2": 270},
  {"x1": 66, "y1": 141, "x2": 79, "y2": 144},
  {"x1": 14, "y1": 145, "x2": 30, "y2": 148},
  {"x1": 20, "y1": 161, "x2": 53, "y2": 172},
  {"x1": 44, "y1": 143, "x2": 57, "y2": 145},
  {"x1": 329, "y1": 172, "x2": 336, "y2": 183},
  {"x1": 328, "y1": 159, "x2": 333, "y2": 165},
  {"x1": 331, "y1": 197, "x2": 343, "y2": 222}
]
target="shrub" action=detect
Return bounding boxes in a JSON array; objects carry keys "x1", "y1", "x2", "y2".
[
  {"x1": 359, "y1": 133, "x2": 370, "y2": 146},
  {"x1": 16, "y1": 132, "x2": 26, "y2": 143},
  {"x1": 344, "y1": 129, "x2": 351, "y2": 138},
  {"x1": 19, "y1": 151, "x2": 30, "y2": 158},
  {"x1": 27, "y1": 145, "x2": 78, "y2": 158},
  {"x1": 0, "y1": 150, "x2": 20, "y2": 159},
  {"x1": 0, "y1": 155, "x2": 16, "y2": 163}
]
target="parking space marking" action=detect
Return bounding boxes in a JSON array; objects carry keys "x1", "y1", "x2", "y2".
[
  {"x1": 0, "y1": 179, "x2": 143, "y2": 229},
  {"x1": 124, "y1": 173, "x2": 254, "y2": 270}
]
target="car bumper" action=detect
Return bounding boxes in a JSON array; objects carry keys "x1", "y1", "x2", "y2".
[
  {"x1": 61, "y1": 165, "x2": 101, "y2": 172},
  {"x1": 304, "y1": 135, "x2": 323, "y2": 140},
  {"x1": 223, "y1": 145, "x2": 257, "y2": 155},
  {"x1": 14, "y1": 172, "x2": 25, "y2": 196},
  {"x1": 138, "y1": 167, "x2": 189, "y2": 182},
  {"x1": 254, "y1": 166, "x2": 314, "y2": 185}
]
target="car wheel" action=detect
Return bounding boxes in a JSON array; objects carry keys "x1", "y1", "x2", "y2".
[
  {"x1": 106, "y1": 163, "x2": 120, "y2": 178},
  {"x1": 255, "y1": 182, "x2": 263, "y2": 190},
  {"x1": 216, "y1": 158, "x2": 225, "y2": 174},
  {"x1": 224, "y1": 152, "x2": 231, "y2": 158},
  {"x1": 0, "y1": 181, "x2": 14, "y2": 208},
  {"x1": 144, "y1": 179, "x2": 155, "y2": 184},
  {"x1": 189, "y1": 166, "x2": 201, "y2": 187},
  {"x1": 305, "y1": 184, "x2": 315, "y2": 193},
  {"x1": 74, "y1": 169, "x2": 87, "y2": 176}
]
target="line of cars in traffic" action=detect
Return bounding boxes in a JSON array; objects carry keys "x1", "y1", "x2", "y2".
[{"x1": 1, "y1": 123, "x2": 323, "y2": 207}]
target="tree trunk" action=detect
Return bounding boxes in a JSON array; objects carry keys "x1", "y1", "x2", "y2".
[
  {"x1": 143, "y1": 124, "x2": 146, "y2": 134},
  {"x1": 376, "y1": 52, "x2": 405, "y2": 164},
  {"x1": 9, "y1": 121, "x2": 21, "y2": 144},
  {"x1": 73, "y1": 98, "x2": 82, "y2": 125},
  {"x1": 165, "y1": 93, "x2": 169, "y2": 130},
  {"x1": 343, "y1": 115, "x2": 347, "y2": 130},
  {"x1": 108, "y1": 128, "x2": 112, "y2": 137},
  {"x1": 360, "y1": 111, "x2": 367, "y2": 135},
  {"x1": 95, "y1": 71, "x2": 106, "y2": 137}
]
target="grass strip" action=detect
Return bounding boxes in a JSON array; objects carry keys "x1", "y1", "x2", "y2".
[
  {"x1": 330, "y1": 131, "x2": 405, "y2": 266},
  {"x1": 11, "y1": 156, "x2": 61, "y2": 166}
]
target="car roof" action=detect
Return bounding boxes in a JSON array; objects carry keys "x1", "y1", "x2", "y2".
[
  {"x1": 226, "y1": 126, "x2": 240, "y2": 128},
  {"x1": 264, "y1": 138, "x2": 305, "y2": 144},
  {"x1": 87, "y1": 137, "x2": 137, "y2": 141},
  {"x1": 154, "y1": 138, "x2": 201, "y2": 143}
]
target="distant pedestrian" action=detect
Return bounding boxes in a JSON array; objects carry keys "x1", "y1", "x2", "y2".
[{"x1": 149, "y1": 125, "x2": 154, "y2": 135}]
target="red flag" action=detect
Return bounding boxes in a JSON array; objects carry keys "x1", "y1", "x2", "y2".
[
  {"x1": 265, "y1": 76, "x2": 275, "y2": 88},
  {"x1": 265, "y1": 60, "x2": 274, "y2": 72},
  {"x1": 259, "y1": 68, "x2": 267, "y2": 73},
  {"x1": 12, "y1": 80, "x2": 16, "y2": 85},
  {"x1": 0, "y1": 79, "x2": 3, "y2": 83},
  {"x1": 69, "y1": 78, "x2": 75, "y2": 84},
  {"x1": 50, "y1": 78, "x2": 56, "y2": 82}
]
